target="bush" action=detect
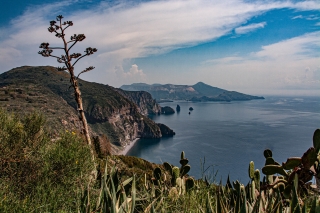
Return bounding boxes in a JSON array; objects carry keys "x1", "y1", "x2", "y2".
[{"x1": 0, "y1": 109, "x2": 93, "y2": 212}]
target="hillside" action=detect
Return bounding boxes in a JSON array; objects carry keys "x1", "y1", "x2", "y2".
[
  {"x1": 120, "y1": 82, "x2": 264, "y2": 101},
  {"x1": 0, "y1": 66, "x2": 173, "y2": 153}
]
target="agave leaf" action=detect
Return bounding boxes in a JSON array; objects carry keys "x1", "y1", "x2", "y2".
[
  {"x1": 309, "y1": 196, "x2": 320, "y2": 213},
  {"x1": 226, "y1": 175, "x2": 233, "y2": 189},
  {"x1": 216, "y1": 187, "x2": 222, "y2": 213},
  {"x1": 206, "y1": 192, "x2": 214, "y2": 213},
  {"x1": 130, "y1": 175, "x2": 136, "y2": 213},
  {"x1": 240, "y1": 188, "x2": 247, "y2": 213},
  {"x1": 117, "y1": 177, "x2": 133, "y2": 192},
  {"x1": 282, "y1": 157, "x2": 302, "y2": 170},
  {"x1": 291, "y1": 181, "x2": 301, "y2": 213},
  {"x1": 143, "y1": 198, "x2": 159, "y2": 213}
]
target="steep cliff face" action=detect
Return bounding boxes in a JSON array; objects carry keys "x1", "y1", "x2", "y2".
[
  {"x1": 115, "y1": 89, "x2": 161, "y2": 115},
  {"x1": 0, "y1": 66, "x2": 172, "y2": 153},
  {"x1": 86, "y1": 101, "x2": 162, "y2": 146}
]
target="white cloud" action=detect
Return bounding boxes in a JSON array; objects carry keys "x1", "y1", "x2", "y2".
[
  {"x1": 115, "y1": 64, "x2": 147, "y2": 83},
  {"x1": 199, "y1": 31, "x2": 320, "y2": 95},
  {"x1": 292, "y1": 15, "x2": 303, "y2": 19},
  {"x1": 0, "y1": 0, "x2": 319, "y2": 87},
  {"x1": 202, "y1": 56, "x2": 244, "y2": 65},
  {"x1": 235, "y1": 22, "x2": 267, "y2": 34}
]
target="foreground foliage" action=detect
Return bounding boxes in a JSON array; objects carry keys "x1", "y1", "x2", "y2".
[
  {"x1": 0, "y1": 109, "x2": 93, "y2": 212},
  {"x1": 1, "y1": 109, "x2": 319, "y2": 212}
]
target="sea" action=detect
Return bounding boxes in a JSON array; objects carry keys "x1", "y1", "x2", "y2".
[{"x1": 127, "y1": 96, "x2": 320, "y2": 183}]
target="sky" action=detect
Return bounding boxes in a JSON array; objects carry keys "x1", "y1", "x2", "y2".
[{"x1": 0, "y1": 0, "x2": 319, "y2": 96}]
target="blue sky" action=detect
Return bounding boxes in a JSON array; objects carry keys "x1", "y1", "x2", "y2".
[{"x1": 0, "y1": 0, "x2": 319, "y2": 96}]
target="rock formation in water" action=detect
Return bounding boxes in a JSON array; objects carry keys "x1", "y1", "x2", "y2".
[
  {"x1": 161, "y1": 106, "x2": 175, "y2": 114},
  {"x1": 156, "y1": 123, "x2": 175, "y2": 136},
  {"x1": 176, "y1": 104, "x2": 180, "y2": 112}
]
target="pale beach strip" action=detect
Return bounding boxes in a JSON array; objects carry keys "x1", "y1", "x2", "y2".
[{"x1": 118, "y1": 138, "x2": 139, "y2": 155}]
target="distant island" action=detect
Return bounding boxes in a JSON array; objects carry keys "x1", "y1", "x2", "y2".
[{"x1": 120, "y1": 82, "x2": 264, "y2": 102}]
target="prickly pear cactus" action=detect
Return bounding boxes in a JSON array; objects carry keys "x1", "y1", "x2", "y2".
[
  {"x1": 153, "y1": 167, "x2": 162, "y2": 180},
  {"x1": 163, "y1": 162, "x2": 172, "y2": 173},
  {"x1": 254, "y1": 169, "x2": 260, "y2": 191},
  {"x1": 181, "y1": 151, "x2": 185, "y2": 160},
  {"x1": 185, "y1": 177, "x2": 195, "y2": 192},
  {"x1": 180, "y1": 164, "x2": 190, "y2": 177},
  {"x1": 313, "y1": 129, "x2": 320, "y2": 154},
  {"x1": 171, "y1": 166, "x2": 180, "y2": 185},
  {"x1": 248, "y1": 161, "x2": 255, "y2": 179},
  {"x1": 264, "y1": 149, "x2": 272, "y2": 158}
]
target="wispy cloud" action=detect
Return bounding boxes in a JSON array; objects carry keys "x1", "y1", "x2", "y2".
[
  {"x1": 235, "y1": 22, "x2": 267, "y2": 34},
  {"x1": 292, "y1": 15, "x2": 303, "y2": 19},
  {"x1": 199, "y1": 31, "x2": 320, "y2": 94},
  {"x1": 0, "y1": 0, "x2": 319, "y2": 87}
]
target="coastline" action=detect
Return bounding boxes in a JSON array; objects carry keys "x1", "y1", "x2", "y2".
[{"x1": 117, "y1": 138, "x2": 139, "y2": 156}]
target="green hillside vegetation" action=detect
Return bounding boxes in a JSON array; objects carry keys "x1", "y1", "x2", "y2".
[
  {"x1": 0, "y1": 66, "x2": 168, "y2": 150},
  {"x1": 1, "y1": 109, "x2": 320, "y2": 212}
]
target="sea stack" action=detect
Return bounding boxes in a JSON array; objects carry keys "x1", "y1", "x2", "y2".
[{"x1": 176, "y1": 104, "x2": 180, "y2": 112}]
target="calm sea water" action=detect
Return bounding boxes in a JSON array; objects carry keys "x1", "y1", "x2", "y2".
[{"x1": 127, "y1": 96, "x2": 320, "y2": 183}]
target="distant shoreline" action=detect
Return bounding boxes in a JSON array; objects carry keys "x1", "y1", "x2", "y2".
[{"x1": 117, "y1": 138, "x2": 139, "y2": 156}]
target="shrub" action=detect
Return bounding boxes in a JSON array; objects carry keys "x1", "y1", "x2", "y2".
[{"x1": 0, "y1": 109, "x2": 93, "y2": 212}]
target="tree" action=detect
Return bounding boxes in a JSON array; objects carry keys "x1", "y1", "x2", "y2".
[{"x1": 38, "y1": 15, "x2": 97, "y2": 165}]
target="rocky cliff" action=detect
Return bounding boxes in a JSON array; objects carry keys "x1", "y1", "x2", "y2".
[
  {"x1": 0, "y1": 66, "x2": 173, "y2": 153},
  {"x1": 115, "y1": 89, "x2": 161, "y2": 115}
]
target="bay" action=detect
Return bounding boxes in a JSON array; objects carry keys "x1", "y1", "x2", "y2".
[{"x1": 127, "y1": 96, "x2": 320, "y2": 183}]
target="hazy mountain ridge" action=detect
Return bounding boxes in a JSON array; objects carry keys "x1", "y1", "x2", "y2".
[
  {"x1": 120, "y1": 82, "x2": 264, "y2": 101},
  {"x1": 0, "y1": 66, "x2": 174, "y2": 153}
]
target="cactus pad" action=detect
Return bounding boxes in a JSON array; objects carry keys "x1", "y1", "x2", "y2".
[
  {"x1": 180, "y1": 159, "x2": 189, "y2": 166},
  {"x1": 185, "y1": 178, "x2": 195, "y2": 192},
  {"x1": 248, "y1": 161, "x2": 255, "y2": 179},
  {"x1": 172, "y1": 166, "x2": 180, "y2": 180},
  {"x1": 301, "y1": 147, "x2": 317, "y2": 169},
  {"x1": 163, "y1": 162, "x2": 172, "y2": 173},
  {"x1": 264, "y1": 149, "x2": 273, "y2": 158},
  {"x1": 282, "y1": 157, "x2": 301, "y2": 170},
  {"x1": 181, "y1": 151, "x2": 185, "y2": 160},
  {"x1": 254, "y1": 169, "x2": 260, "y2": 191},
  {"x1": 180, "y1": 164, "x2": 191, "y2": 177},
  {"x1": 153, "y1": 167, "x2": 162, "y2": 180},
  {"x1": 313, "y1": 129, "x2": 320, "y2": 154},
  {"x1": 262, "y1": 165, "x2": 288, "y2": 177}
]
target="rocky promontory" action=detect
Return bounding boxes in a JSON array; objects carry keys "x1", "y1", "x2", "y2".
[
  {"x1": 161, "y1": 106, "x2": 175, "y2": 114},
  {"x1": 0, "y1": 66, "x2": 174, "y2": 154}
]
